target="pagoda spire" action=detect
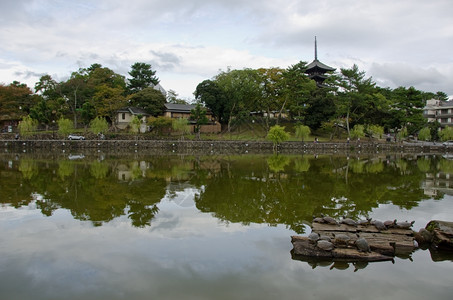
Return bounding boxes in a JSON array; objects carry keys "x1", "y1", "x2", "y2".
[{"x1": 314, "y1": 36, "x2": 318, "y2": 61}]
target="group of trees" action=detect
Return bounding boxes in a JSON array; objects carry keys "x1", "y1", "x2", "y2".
[
  {"x1": 195, "y1": 62, "x2": 449, "y2": 139},
  {"x1": 0, "y1": 62, "x2": 186, "y2": 133}
]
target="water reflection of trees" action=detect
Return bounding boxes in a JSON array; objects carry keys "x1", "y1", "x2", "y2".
[
  {"x1": 0, "y1": 156, "x2": 167, "y2": 227},
  {"x1": 195, "y1": 155, "x2": 436, "y2": 233},
  {"x1": 0, "y1": 153, "x2": 451, "y2": 231}
]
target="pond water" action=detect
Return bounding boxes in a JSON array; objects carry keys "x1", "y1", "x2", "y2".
[{"x1": 1, "y1": 151, "x2": 453, "y2": 300}]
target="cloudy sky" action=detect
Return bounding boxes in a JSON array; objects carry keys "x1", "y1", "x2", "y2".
[{"x1": 1, "y1": 0, "x2": 452, "y2": 100}]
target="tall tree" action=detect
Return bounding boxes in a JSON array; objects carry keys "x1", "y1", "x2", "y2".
[
  {"x1": 127, "y1": 62, "x2": 160, "y2": 94},
  {"x1": 256, "y1": 67, "x2": 286, "y2": 128},
  {"x1": 389, "y1": 86, "x2": 426, "y2": 134},
  {"x1": 166, "y1": 89, "x2": 188, "y2": 104},
  {"x1": 214, "y1": 68, "x2": 262, "y2": 131},
  {"x1": 195, "y1": 80, "x2": 228, "y2": 124},
  {"x1": 128, "y1": 87, "x2": 166, "y2": 116},
  {"x1": 282, "y1": 61, "x2": 317, "y2": 122},
  {"x1": 92, "y1": 85, "x2": 126, "y2": 124},
  {"x1": 336, "y1": 64, "x2": 378, "y2": 135},
  {"x1": 0, "y1": 82, "x2": 38, "y2": 122},
  {"x1": 190, "y1": 103, "x2": 209, "y2": 139}
]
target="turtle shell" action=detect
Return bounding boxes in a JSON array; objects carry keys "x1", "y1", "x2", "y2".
[
  {"x1": 317, "y1": 240, "x2": 334, "y2": 251},
  {"x1": 355, "y1": 237, "x2": 371, "y2": 252}
]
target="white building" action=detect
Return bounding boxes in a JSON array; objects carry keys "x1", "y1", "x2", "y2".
[{"x1": 423, "y1": 99, "x2": 453, "y2": 127}]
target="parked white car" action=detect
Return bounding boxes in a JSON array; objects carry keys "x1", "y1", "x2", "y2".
[
  {"x1": 68, "y1": 134, "x2": 85, "y2": 140},
  {"x1": 442, "y1": 140, "x2": 453, "y2": 146}
]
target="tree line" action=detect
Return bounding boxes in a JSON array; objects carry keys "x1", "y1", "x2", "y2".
[
  {"x1": 0, "y1": 63, "x2": 181, "y2": 130},
  {"x1": 195, "y1": 62, "x2": 449, "y2": 140},
  {"x1": 1, "y1": 60, "x2": 450, "y2": 140}
]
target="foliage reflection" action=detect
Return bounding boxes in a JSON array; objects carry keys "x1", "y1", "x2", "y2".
[{"x1": 0, "y1": 153, "x2": 449, "y2": 231}]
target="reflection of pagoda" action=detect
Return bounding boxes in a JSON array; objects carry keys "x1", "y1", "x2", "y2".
[{"x1": 305, "y1": 37, "x2": 335, "y2": 86}]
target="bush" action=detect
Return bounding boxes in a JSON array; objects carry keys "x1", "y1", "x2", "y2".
[
  {"x1": 295, "y1": 124, "x2": 311, "y2": 142},
  {"x1": 267, "y1": 125, "x2": 289, "y2": 151},
  {"x1": 57, "y1": 118, "x2": 73, "y2": 137},
  {"x1": 439, "y1": 126, "x2": 453, "y2": 141},
  {"x1": 18, "y1": 116, "x2": 38, "y2": 137},
  {"x1": 89, "y1": 117, "x2": 108, "y2": 135},
  {"x1": 418, "y1": 127, "x2": 431, "y2": 141}
]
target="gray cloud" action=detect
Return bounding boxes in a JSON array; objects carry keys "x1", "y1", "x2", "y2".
[
  {"x1": 369, "y1": 62, "x2": 453, "y2": 94},
  {"x1": 0, "y1": 0, "x2": 452, "y2": 98}
]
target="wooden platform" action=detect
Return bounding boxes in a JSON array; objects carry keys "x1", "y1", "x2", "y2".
[{"x1": 292, "y1": 222, "x2": 416, "y2": 261}]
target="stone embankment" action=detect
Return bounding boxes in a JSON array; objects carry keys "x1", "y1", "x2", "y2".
[{"x1": 0, "y1": 139, "x2": 451, "y2": 154}]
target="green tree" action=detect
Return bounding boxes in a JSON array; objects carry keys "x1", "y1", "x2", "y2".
[
  {"x1": 213, "y1": 68, "x2": 262, "y2": 132},
  {"x1": 29, "y1": 98, "x2": 53, "y2": 127},
  {"x1": 148, "y1": 116, "x2": 173, "y2": 135},
  {"x1": 195, "y1": 79, "x2": 229, "y2": 124},
  {"x1": 128, "y1": 87, "x2": 166, "y2": 116},
  {"x1": 295, "y1": 124, "x2": 311, "y2": 142},
  {"x1": 418, "y1": 127, "x2": 431, "y2": 141},
  {"x1": 18, "y1": 115, "x2": 38, "y2": 137},
  {"x1": 389, "y1": 86, "x2": 426, "y2": 135},
  {"x1": 172, "y1": 118, "x2": 190, "y2": 140},
  {"x1": 266, "y1": 125, "x2": 289, "y2": 152},
  {"x1": 80, "y1": 101, "x2": 96, "y2": 126},
  {"x1": 34, "y1": 75, "x2": 60, "y2": 101},
  {"x1": 336, "y1": 65, "x2": 379, "y2": 135},
  {"x1": 167, "y1": 89, "x2": 188, "y2": 104},
  {"x1": 190, "y1": 103, "x2": 209, "y2": 139},
  {"x1": 396, "y1": 127, "x2": 408, "y2": 141},
  {"x1": 57, "y1": 117, "x2": 74, "y2": 137},
  {"x1": 127, "y1": 62, "x2": 160, "y2": 94},
  {"x1": 350, "y1": 124, "x2": 365, "y2": 139},
  {"x1": 130, "y1": 115, "x2": 142, "y2": 134},
  {"x1": 92, "y1": 85, "x2": 126, "y2": 124},
  {"x1": 282, "y1": 61, "x2": 317, "y2": 122},
  {"x1": 428, "y1": 121, "x2": 441, "y2": 141},
  {"x1": 367, "y1": 124, "x2": 384, "y2": 139},
  {"x1": 439, "y1": 126, "x2": 453, "y2": 141},
  {"x1": 256, "y1": 67, "x2": 286, "y2": 128},
  {"x1": 89, "y1": 116, "x2": 109, "y2": 135}
]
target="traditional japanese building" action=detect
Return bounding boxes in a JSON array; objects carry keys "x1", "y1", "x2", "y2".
[{"x1": 305, "y1": 37, "x2": 335, "y2": 86}]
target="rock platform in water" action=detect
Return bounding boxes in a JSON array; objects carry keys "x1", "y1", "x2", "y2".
[{"x1": 292, "y1": 217, "x2": 417, "y2": 262}]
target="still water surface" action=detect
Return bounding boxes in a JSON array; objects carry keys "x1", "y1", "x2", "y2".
[{"x1": 1, "y1": 152, "x2": 453, "y2": 299}]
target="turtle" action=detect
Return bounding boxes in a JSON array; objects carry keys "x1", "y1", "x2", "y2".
[
  {"x1": 313, "y1": 217, "x2": 325, "y2": 223},
  {"x1": 317, "y1": 240, "x2": 334, "y2": 251},
  {"x1": 372, "y1": 220, "x2": 386, "y2": 231},
  {"x1": 308, "y1": 232, "x2": 320, "y2": 243},
  {"x1": 321, "y1": 214, "x2": 338, "y2": 225},
  {"x1": 384, "y1": 219, "x2": 396, "y2": 228},
  {"x1": 341, "y1": 217, "x2": 358, "y2": 227},
  {"x1": 395, "y1": 220, "x2": 415, "y2": 229},
  {"x1": 334, "y1": 233, "x2": 351, "y2": 247},
  {"x1": 358, "y1": 218, "x2": 372, "y2": 226},
  {"x1": 319, "y1": 235, "x2": 332, "y2": 242},
  {"x1": 355, "y1": 237, "x2": 371, "y2": 252}
]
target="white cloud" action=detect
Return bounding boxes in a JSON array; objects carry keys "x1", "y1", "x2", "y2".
[{"x1": 1, "y1": 0, "x2": 452, "y2": 98}]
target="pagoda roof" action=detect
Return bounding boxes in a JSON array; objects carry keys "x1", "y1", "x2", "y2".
[{"x1": 305, "y1": 59, "x2": 336, "y2": 72}]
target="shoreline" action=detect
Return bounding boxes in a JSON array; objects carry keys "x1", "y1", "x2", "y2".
[{"x1": 0, "y1": 139, "x2": 451, "y2": 154}]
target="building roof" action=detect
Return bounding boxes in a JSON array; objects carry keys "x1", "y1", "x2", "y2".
[
  {"x1": 164, "y1": 103, "x2": 197, "y2": 113},
  {"x1": 424, "y1": 99, "x2": 453, "y2": 110},
  {"x1": 305, "y1": 59, "x2": 336, "y2": 72},
  {"x1": 117, "y1": 107, "x2": 149, "y2": 115}
]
